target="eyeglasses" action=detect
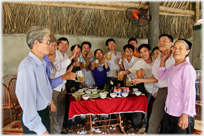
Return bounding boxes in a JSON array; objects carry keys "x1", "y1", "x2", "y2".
[{"x1": 41, "y1": 41, "x2": 51, "y2": 45}]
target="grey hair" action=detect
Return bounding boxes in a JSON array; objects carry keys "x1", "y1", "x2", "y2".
[
  {"x1": 175, "y1": 40, "x2": 189, "y2": 50},
  {"x1": 26, "y1": 26, "x2": 50, "y2": 49}
]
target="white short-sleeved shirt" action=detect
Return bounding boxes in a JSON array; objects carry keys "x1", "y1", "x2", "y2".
[
  {"x1": 123, "y1": 56, "x2": 140, "y2": 79},
  {"x1": 129, "y1": 56, "x2": 156, "y2": 94},
  {"x1": 106, "y1": 51, "x2": 123, "y2": 78},
  {"x1": 52, "y1": 50, "x2": 71, "y2": 91}
]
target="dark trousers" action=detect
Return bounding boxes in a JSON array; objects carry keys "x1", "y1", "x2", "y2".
[
  {"x1": 20, "y1": 107, "x2": 50, "y2": 134},
  {"x1": 64, "y1": 94, "x2": 79, "y2": 129},
  {"x1": 163, "y1": 112, "x2": 195, "y2": 134}
]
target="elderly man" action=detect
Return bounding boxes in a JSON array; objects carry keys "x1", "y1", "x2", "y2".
[{"x1": 15, "y1": 26, "x2": 52, "y2": 134}]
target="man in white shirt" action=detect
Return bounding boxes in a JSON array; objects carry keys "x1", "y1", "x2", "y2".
[
  {"x1": 132, "y1": 34, "x2": 175, "y2": 134},
  {"x1": 79, "y1": 41, "x2": 95, "y2": 88},
  {"x1": 51, "y1": 37, "x2": 78, "y2": 134},
  {"x1": 104, "y1": 38, "x2": 123, "y2": 86}
]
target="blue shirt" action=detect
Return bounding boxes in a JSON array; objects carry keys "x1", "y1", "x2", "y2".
[
  {"x1": 15, "y1": 52, "x2": 52, "y2": 135},
  {"x1": 43, "y1": 55, "x2": 63, "y2": 89},
  {"x1": 90, "y1": 64, "x2": 110, "y2": 85}
]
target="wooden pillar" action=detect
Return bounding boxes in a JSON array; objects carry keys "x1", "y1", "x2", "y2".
[
  {"x1": 196, "y1": 2, "x2": 200, "y2": 21},
  {"x1": 148, "y1": 2, "x2": 160, "y2": 49}
]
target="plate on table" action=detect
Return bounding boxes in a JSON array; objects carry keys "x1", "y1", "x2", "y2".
[{"x1": 89, "y1": 93, "x2": 100, "y2": 98}]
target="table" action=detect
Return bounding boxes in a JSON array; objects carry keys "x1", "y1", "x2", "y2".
[{"x1": 68, "y1": 94, "x2": 148, "y2": 134}]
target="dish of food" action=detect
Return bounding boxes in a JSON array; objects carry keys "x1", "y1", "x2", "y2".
[{"x1": 89, "y1": 93, "x2": 100, "y2": 98}]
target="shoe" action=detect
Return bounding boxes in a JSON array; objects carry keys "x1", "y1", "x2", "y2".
[{"x1": 60, "y1": 131, "x2": 67, "y2": 134}]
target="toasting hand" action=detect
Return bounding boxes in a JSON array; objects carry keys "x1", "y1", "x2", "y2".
[{"x1": 61, "y1": 72, "x2": 76, "y2": 81}]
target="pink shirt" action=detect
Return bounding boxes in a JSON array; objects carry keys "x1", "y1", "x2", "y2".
[{"x1": 158, "y1": 61, "x2": 196, "y2": 117}]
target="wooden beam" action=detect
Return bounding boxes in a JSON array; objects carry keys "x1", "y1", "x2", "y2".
[
  {"x1": 4, "y1": 2, "x2": 195, "y2": 16},
  {"x1": 160, "y1": 12, "x2": 193, "y2": 17},
  {"x1": 184, "y1": 2, "x2": 190, "y2": 10}
]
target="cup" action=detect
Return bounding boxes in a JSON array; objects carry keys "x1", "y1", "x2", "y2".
[
  {"x1": 81, "y1": 61, "x2": 87, "y2": 69},
  {"x1": 116, "y1": 70, "x2": 120, "y2": 76},
  {"x1": 70, "y1": 87, "x2": 76, "y2": 93},
  {"x1": 126, "y1": 78, "x2": 133, "y2": 87},
  {"x1": 75, "y1": 70, "x2": 85, "y2": 82},
  {"x1": 106, "y1": 52, "x2": 111, "y2": 60},
  {"x1": 94, "y1": 59, "x2": 99, "y2": 67},
  {"x1": 136, "y1": 70, "x2": 143, "y2": 78},
  {"x1": 118, "y1": 71, "x2": 124, "y2": 81},
  {"x1": 74, "y1": 92, "x2": 81, "y2": 101}
]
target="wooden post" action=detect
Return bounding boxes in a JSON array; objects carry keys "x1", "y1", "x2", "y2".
[
  {"x1": 148, "y1": 2, "x2": 160, "y2": 49},
  {"x1": 196, "y1": 2, "x2": 200, "y2": 21}
]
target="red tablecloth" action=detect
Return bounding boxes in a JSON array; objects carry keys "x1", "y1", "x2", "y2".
[{"x1": 68, "y1": 94, "x2": 148, "y2": 119}]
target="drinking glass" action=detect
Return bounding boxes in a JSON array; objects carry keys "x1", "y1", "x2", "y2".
[
  {"x1": 75, "y1": 70, "x2": 85, "y2": 82},
  {"x1": 74, "y1": 92, "x2": 81, "y2": 101},
  {"x1": 94, "y1": 59, "x2": 99, "y2": 67},
  {"x1": 136, "y1": 70, "x2": 143, "y2": 78},
  {"x1": 106, "y1": 52, "x2": 111, "y2": 60},
  {"x1": 126, "y1": 78, "x2": 133, "y2": 87},
  {"x1": 118, "y1": 71, "x2": 124, "y2": 81},
  {"x1": 81, "y1": 61, "x2": 87, "y2": 69},
  {"x1": 70, "y1": 87, "x2": 76, "y2": 93}
]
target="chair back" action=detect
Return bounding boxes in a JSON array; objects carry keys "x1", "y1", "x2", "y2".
[
  {"x1": 8, "y1": 77, "x2": 22, "y2": 121},
  {"x1": 1, "y1": 74, "x2": 17, "y2": 87}
]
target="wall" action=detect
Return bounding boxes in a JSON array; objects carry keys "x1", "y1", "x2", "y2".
[
  {"x1": 2, "y1": 34, "x2": 197, "y2": 77},
  {"x1": 2, "y1": 34, "x2": 148, "y2": 76}
]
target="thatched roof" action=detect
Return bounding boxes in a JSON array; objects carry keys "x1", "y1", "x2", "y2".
[{"x1": 3, "y1": 1, "x2": 202, "y2": 39}]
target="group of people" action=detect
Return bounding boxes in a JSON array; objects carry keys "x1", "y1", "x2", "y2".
[{"x1": 15, "y1": 26, "x2": 196, "y2": 135}]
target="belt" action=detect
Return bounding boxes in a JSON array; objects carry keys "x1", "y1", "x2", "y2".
[
  {"x1": 162, "y1": 87, "x2": 168, "y2": 91},
  {"x1": 46, "y1": 106, "x2": 50, "y2": 110}
]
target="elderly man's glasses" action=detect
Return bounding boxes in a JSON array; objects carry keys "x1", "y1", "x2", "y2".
[{"x1": 41, "y1": 41, "x2": 51, "y2": 45}]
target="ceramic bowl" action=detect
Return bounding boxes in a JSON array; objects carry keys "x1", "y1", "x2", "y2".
[
  {"x1": 92, "y1": 90, "x2": 98, "y2": 94},
  {"x1": 122, "y1": 92, "x2": 128, "y2": 97},
  {"x1": 85, "y1": 90, "x2": 91, "y2": 94},
  {"x1": 99, "y1": 93, "x2": 107, "y2": 99},
  {"x1": 110, "y1": 93, "x2": 117, "y2": 98},
  {"x1": 82, "y1": 94, "x2": 90, "y2": 100},
  {"x1": 135, "y1": 91, "x2": 141, "y2": 96},
  {"x1": 133, "y1": 88, "x2": 139, "y2": 92}
]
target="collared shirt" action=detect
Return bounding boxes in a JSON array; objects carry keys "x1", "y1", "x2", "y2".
[
  {"x1": 123, "y1": 56, "x2": 140, "y2": 79},
  {"x1": 152, "y1": 54, "x2": 189, "y2": 88},
  {"x1": 43, "y1": 55, "x2": 63, "y2": 89},
  {"x1": 52, "y1": 50, "x2": 71, "y2": 91},
  {"x1": 106, "y1": 51, "x2": 123, "y2": 78},
  {"x1": 79, "y1": 54, "x2": 95, "y2": 87},
  {"x1": 15, "y1": 52, "x2": 52, "y2": 135},
  {"x1": 129, "y1": 56, "x2": 156, "y2": 94},
  {"x1": 159, "y1": 61, "x2": 196, "y2": 117}
]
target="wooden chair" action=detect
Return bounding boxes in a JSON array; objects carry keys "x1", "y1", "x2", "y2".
[
  {"x1": 193, "y1": 120, "x2": 202, "y2": 134},
  {"x1": 196, "y1": 77, "x2": 202, "y2": 117},
  {"x1": 1, "y1": 84, "x2": 23, "y2": 134},
  {"x1": 1, "y1": 74, "x2": 17, "y2": 87},
  {"x1": 8, "y1": 77, "x2": 22, "y2": 121}
]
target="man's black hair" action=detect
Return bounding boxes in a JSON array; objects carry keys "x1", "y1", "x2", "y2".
[
  {"x1": 128, "y1": 38, "x2": 138, "y2": 44},
  {"x1": 106, "y1": 38, "x2": 115, "y2": 46},
  {"x1": 123, "y1": 44, "x2": 135, "y2": 52},
  {"x1": 70, "y1": 44, "x2": 82, "y2": 51},
  {"x1": 159, "y1": 34, "x2": 173, "y2": 42},
  {"x1": 57, "y1": 37, "x2": 69, "y2": 45},
  {"x1": 81, "y1": 41, "x2": 92, "y2": 49},
  {"x1": 138, "y1": 44, "x2": 151, "y2": 53}
]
